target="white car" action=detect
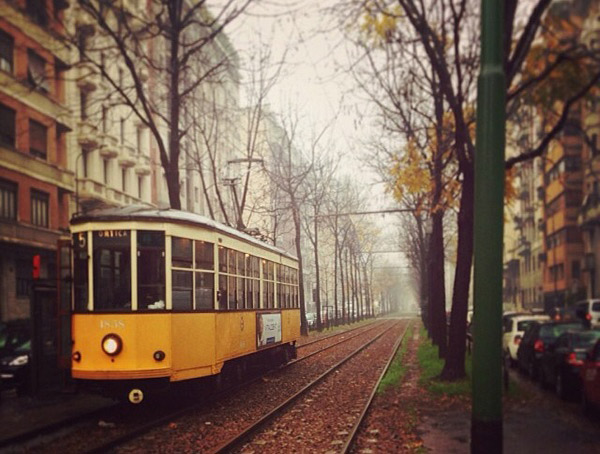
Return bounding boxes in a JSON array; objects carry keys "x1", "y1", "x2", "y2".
[
  {"x1": 502, "y1": 314, "x2": 550, "y2": 365},
  {"x1": 306, "y1": 313, "x2": 317, "y2": 329}
]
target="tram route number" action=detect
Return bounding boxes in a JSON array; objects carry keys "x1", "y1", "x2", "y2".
[{"x1": 100, "y1": 320, "x2": 125, "y2": 330}]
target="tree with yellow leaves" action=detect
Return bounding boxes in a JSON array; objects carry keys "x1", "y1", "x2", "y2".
[{"x1": 345, "y1": 0, "x2": 600, "y2": 380}]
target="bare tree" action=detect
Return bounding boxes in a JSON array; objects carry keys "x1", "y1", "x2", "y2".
[{"x1": 72, "y1": 0, "x2": 251, "y2": 209}]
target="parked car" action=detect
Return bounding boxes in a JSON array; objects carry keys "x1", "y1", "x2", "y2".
[
  {"x1": 575, "y1": 299, "x2": 600, "y2": 328},
  {"x1": 503, "y1": 314, "x2": 550, "y2": 366},
  {"x1": 0, "y1": 319, "x2": 31, "y2": 396},
  {"x1": 581, "y1": 338, "x2": 600, "y2": 414},
  {"x1": 539, "y1": 330, "x2": 600, "y2": 399},
  {"x1": 517, "y1": 320, "x2": 584, "y2": 380}
]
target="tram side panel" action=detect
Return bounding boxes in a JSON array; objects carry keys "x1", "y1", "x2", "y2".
[
  {"x1": 170, "y1": 313, "x2": 217, "y2": 381},
  {"x1": 215, "y1": 311, "x2": 259, "y2": 365},
  {"x1": 282, "y1": 309, "x2": 301, "y2": 343}
]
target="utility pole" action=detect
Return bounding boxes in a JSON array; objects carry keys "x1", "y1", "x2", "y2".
[{"x1": 472, "y1": 0, "x2": 505, "y2": 452}]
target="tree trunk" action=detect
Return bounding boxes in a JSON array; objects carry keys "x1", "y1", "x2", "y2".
[
  {"x1": 292, "y1": 203, "x2": 308, "y2": 336},
  {"x1": 430, "y1": 209, "x2": 447, "y2": 357},
  {"x1": 313, "y1": 213, "x2": 322, "y2": 331},
  {"x1": 339, "y1": 247, "x2": 346, "y2": 324},
  {"x1": 441, "y1": 166, "x2": 474, "y2": 380},
  {"x1": 333, "y1": 218, "x2": 339, "y2": 325}
]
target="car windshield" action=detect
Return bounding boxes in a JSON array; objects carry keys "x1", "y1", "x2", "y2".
[
  {"x1": 517, "y1": 320, "x2": 534, "y2": 331},
  {"x1": 13, "y1": 340, "x2": 30, "y2": 354},
  {"x1": 573, "y1": 331, "x2": 600, "y2": 348},
  {"x1": 593, "y1": 302, "x2": 600, "y2": 312},
  {"x1": 540, "y1": 323, "x2": 582, "y2": 341}
]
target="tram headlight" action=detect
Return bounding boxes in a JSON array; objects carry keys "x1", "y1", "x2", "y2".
[{"x1": 101, "y1": 334, "x2": 123, "y2": 356}]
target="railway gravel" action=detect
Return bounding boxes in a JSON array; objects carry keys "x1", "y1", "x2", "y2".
[
  {"x1": 10, "y1": 320, "x2": 387, "y2": 454},
  {"x1": 230, "y1": 320, "x2": 409, "y2": 453},
  {"x1": 116, "y1": 320, "x2": 400, "y2": 453}
]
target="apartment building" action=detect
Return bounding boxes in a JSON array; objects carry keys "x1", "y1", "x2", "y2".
[
  {"x1": 67, "y1": 2, "x2": 154, "y2": 214},
  {"x1": 578, "y1": 2, "x2": 600, "y2": 298},
  {"x1": 0, "y1": 0, "x2": 73, "y2": 321}
]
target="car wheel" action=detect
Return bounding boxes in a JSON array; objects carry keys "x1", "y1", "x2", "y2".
[{"x1": 555, "y1": 371, "x2": 566, "y2": 400}]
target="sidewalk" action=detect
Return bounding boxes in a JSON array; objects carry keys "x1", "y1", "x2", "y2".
[
  {"x1": 418, "y1": 373, "x2": 600, "y2": 453},
  {"x1": 0, "y1": 388, "x2": 113, "y2": 446}
]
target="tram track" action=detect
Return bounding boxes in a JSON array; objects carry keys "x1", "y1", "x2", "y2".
[
  {"x1": 210, "y1": 320, "x2": 410, "y2": 454},
  {"x1": 3, "y1": 320, "x2": 385, "y2": 454}
]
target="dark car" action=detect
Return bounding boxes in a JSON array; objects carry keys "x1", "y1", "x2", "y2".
[
  {"x1": 581, "y1": 338, "x2": 600, "y2": 414},
  {"x1": 0, "y1": 320, "x2": 31, "y2": 396},
  {"x1": 517, "y1": 320, "x2": 584, "y2": 380},
  {"x1": 539, "y1": 330, "x2": 600, "y2": 399}
]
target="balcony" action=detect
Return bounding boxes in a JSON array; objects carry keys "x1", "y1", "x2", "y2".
[
  {"x1": 118, "y1": 145, "x2": 136, "y2": 167},
  {"x1": 77, "y1": 121, "x2": 100, "y2": 149},
  {"x1": 99, "y1": 134, "x2": 119, "y2": 158},
  {"x1": 76, "y1": 61, "x2": 100, "y2": 92},
  {"x1": 135, "y1": 153, "x2": 151, "y2": 175}
]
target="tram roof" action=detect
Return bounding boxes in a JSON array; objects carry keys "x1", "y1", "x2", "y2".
[{"x1": 71, "y1": 205, "x2": 297, "y2": 262}]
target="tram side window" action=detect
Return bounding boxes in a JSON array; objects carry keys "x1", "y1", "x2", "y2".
[
  {"x1": 138, "y1": 231, "x2": 165, "y2": 310},
  {"x1": 196, "y1": 272, "x2": 213, "y2": 309},
  {"x1": 172, "y1": 237, "x2": 192, "y2": 267},
  {"x1": 195, "y1": 241, "x2": 214, "y2": 270},
  {"x1": 228, "y1": 275, "x2": 236, "y2": 309},
  {"x1": 73, "y1": 232, "x2": 88, "y2": 311},
  {"x1": 218, "y1": 247, "x2": 227, "y2": 272},
  {"x1": 93, "y1": 230, "x2": 131, "y2": 311},
  {"x1": 218, "y1": 274, "x2": 227, "y2": 309},
  {"x1": 172, "y1": 270, "x2": 192, "y2": 310}
]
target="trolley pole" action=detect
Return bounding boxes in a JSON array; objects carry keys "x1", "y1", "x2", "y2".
[{"x1": 471, "y1": 1, "x2": 505, "y2": 453}]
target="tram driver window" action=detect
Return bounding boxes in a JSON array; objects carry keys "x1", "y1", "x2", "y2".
[
  {"x1": 93, "y1": 230, "x2": 131, "y2": 311},
  {"x1": 73, "y1": 232, "x2": 88, "y2": 311},
  {"x1": 137, "y1": 231, "x2": 165, "y2": 310}
]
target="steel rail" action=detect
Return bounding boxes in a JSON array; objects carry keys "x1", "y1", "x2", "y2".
[
  {"x1": 340, "y1": 321, "x2": 412, "y2": 453},
  {"x1": 79, "y1": 320, "x2": 391, "y2": 454},
  {"x1": 208, "y1": 320, "x2": 403, "y2": 454},
  {"x1": 297, "y1": 319, "x2": 382, "y2": 350}
]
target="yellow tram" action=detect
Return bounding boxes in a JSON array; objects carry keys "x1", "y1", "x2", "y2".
[{"x1": 70, "y1": 206, "x2": 300, "y2": 403}]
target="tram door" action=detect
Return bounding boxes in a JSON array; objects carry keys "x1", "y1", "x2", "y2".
[
  {"x1": 31, "y1": 282, "x2": 60, "y2": 395},
  {"x1": 57, "y1": 239, "x2": 72, "y2": 371}
]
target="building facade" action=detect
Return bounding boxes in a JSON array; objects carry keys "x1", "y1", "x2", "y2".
[{"x1": 0, "y1": 0, "x2": 73, "y2": 321}]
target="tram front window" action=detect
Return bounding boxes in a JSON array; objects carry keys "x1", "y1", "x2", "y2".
[
  {"x1": 138, "y1": 231, "x2": 165, "y2": 310},
  {"x1": 93, "y1": 230, "x2": 131, "y2": 311},
  {"x1": 73, "y1": 232, "x2": 88, "y2": 311}
]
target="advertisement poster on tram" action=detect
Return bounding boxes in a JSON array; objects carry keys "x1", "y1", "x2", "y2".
[{"x1": 256, "y1": 312, "x2": 282, "y2": 348}]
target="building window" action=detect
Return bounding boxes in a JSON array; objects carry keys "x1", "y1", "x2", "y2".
[
  {"x1": 136, "y1": 127, "x2": 143, "y2": 154},
  {"x1": 572, "y1": 260, "x2": 581, "y2": 279},
  {"x1": 0, "y1": 30, "x2": 13, "y2": 73},
  {"x1": 80, "y1": 91, "x2": 88, "y2": 120},
  {"x1": 103, "y1": 158, "x2": 109, "y2": 184},
  {"x1": 0, "y1": 178, "x2": 17, "y2": 220},
  {"x1": 29, "y1": 120, "x2": 47, "y2": 159},
  {"x1": 101, "y1": 105, "x2": 107, "y2": 133},
  {"x1": 121, "y1": 167, "x2": 127, "y2": 192},
  {"x1": 120, "y1": 118, "x2": 125, "y2": 144},
  {"x1": 31, "y1": 189, "x2": 49, "y2": 227},
  {"x1": 0, "y1": 103, "x2": 16, "y2": 148},
  {"x1": 26, "y1": 0, "x2": 48, "y2": 26},
  {"x1": 82, "y1": 149, "x2": 89, "y2": 178},
  {"x1": 27, "y1": 50, "x2": 49, "y2": 92}
]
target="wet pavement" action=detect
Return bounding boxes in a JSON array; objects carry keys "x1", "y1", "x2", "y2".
[
  {"x1": 0, "y1": 388, "x2": 113, "y2": 446},
  {"x1": 419, "y1": 370, "x2": 600, "y2": 453}
]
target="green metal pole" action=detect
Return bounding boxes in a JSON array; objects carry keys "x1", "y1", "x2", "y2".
[{"x1": 472, "y1": 0, "x2": 505, "y2": 452}]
